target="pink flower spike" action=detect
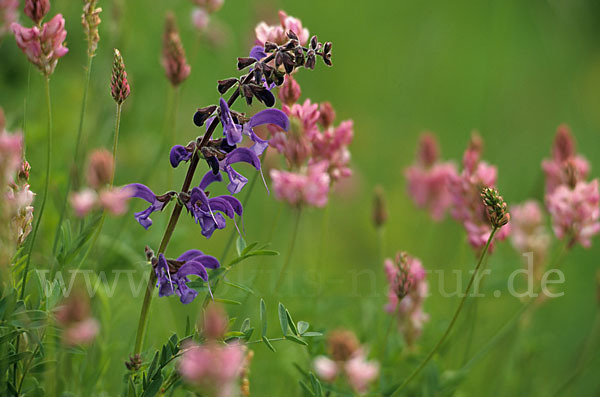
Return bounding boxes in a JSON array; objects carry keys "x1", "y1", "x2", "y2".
[
  {"x1": 98, "y1": 186, "x2": 132, "y2": 216},
  {"x1": 0, "y1": 0, "x2": 19, "y2": 38},
  {"x1": 344, "y1": 353, "x2": 380, "y2": 394}
]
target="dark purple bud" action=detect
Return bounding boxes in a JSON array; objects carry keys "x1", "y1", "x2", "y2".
[
  {"x1": 275, "y1": 52, "x2": 284, "y2": 68},
  {"x1": 310, "y1": 35, "x2": 318, "y2": 50},
  {"x1": 272, "y1": 69, "x2": 285, "y2": 86},
  {"x1": 323, "y1": 53, "x2": 332, "y2": 66},
  {"x1": 206, "y1": 156, "x2": 220, "y2": 175},
  {"x1": 264, "y1": 41, "x2": 278, "y2": 52},
  {"x1": 241, "y1": 85, "x2": 254, "y2": 106},
  {"x1": 323, "y1": 42, "x2": 332, "y2": 55},
  {"x1": 237, "y1": 57, "x2": 256, "y2": 70},
  {"x1": 287, "y1": 30, "x2": 299, "y2": 41},
  {"x1": 145, "y1": 246, "x2": 155, "y2": 261},
  {"x1": 250, "y1": 85, "x2": 275, "y2": 107},
  {"x1": 305, "y1": 51, "x2": 316, "y2": 70},
  {"x1": 217, "y1": 78, "x2": 238, "y2": 95},
  {"x1": 194, "y1": 105, "x2": 217, "y2": 127},
  {"x1": 282, "y1": 39, "x2": 298, "y2": 51},
  {"x1": 281, "y1": 52, "x2": 295, "y2": 74},
  {"x1": 253, "y1": 68, "x2": 263, "y2": 85},
  {"x1": 293, "y1": 47, "x2": 305, "y2": 67}
]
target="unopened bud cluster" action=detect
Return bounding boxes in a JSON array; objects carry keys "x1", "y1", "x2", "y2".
[
  {"x1": 111, "y1": 49, "x2": 130, "y2": 104},
  {"x1": 481, "y1": 187, "x2": 510, "y2": 228},
  {"x1": 82, "y1": 0, "x2": 102, "y2": 57}
]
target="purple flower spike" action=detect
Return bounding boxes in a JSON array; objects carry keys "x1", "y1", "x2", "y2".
[
  {"x1": 170, "y1": 145, "x2": 192, "y2": 168},
  {"x1": 126, "y1": 183, "x2": 173, "y2": 229},
  {"x1": 219, "y1": 98, "x2": 243, "y2": 146},
  {"x1": 184, "y1": 186, "x2": 244, "y2": 238}
]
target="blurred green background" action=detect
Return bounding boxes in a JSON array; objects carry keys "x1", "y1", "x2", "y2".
[{"x1": 1, "y1": 0, "x2": 600, "y2": 395}]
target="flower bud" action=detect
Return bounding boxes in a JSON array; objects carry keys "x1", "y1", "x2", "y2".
[
  {"x1": 202, "y1": 303, "x2": 228, "y2": 340},
  {"x1": 372, "y1": 185, "x2": 387, "y2": 228},
  {"x1": 162, "y1": 12, "x2": 191, "y2": 87},
  {"x1": 278, "y1": 75, "x2": 301, "y2": 106},
  {"x1": 86, "y1": 148, "x2": 113, "y2": 189},
  {"x1": 318, "y1": 101, "x2": 336, "y2": 128},
  {"x1": 24, "y1": 0, "x2": 50, "y2": 25},
  {"x1": 417, "y1": 132, "x2": 439, "y2": 168},
  {"x1": 111, "y1": 48, "x2": 130, "y2": 104},
  {"x1": 327, "y1": 329, "x2": 360, "y2": 362}
]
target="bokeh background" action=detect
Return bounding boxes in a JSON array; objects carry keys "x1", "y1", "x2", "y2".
[{"x1": 1, "y1": 0, "x2": 600, "y2": 395}]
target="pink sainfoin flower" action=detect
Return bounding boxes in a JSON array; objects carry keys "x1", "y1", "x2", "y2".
[
  {"x1": 179, "y1": 342, "x2": 246, "y2": 397},
  {"x1": 278, "y1": 75, "x2": 301, "y2": 106},
  {"x1": 269, "y1": 86, "x2": 353, "y2": 207},
  {"x1": 190, "y1": 0, "x2": 223, "y2": 33},
  {"x1": 313, "y1": 329, "x2": 379, "y2": 394},
  {"x1": 54, "y1": 291, "x2": 99, "y2": 346},
  {"x1": 510, "y1": 200, "x2": 550, "y2": 278},
  {"x1": 0, "y1": 0, "x2": 18, "y2": 38},
  {"x1": 543, "y1": 125, "x2": 599, "y2": 248},
  {"x1": 405, "y1": 132, "x2": 457, "y2": 221},
  {"x1": 449, "y1": 134, "x2": 509, "y2": 251},
  {"x1": 542, "y1": 125, "x2": 589, "y2": 194},
  {"x1": 255, "y1": 10, "x2": 309, "y2": 46},
  {"x1": 11, "y1": 13, "x2": 68, "y2": 76},
  {"x1": 384, "y1": 252, "x2": 429, "y2": 347},
  {"x1": 24, "y1": 0, "x2": 49, "y2": 25},
  {"x1": 547, "y1": 180, "x2": 600, "y2": 248}
]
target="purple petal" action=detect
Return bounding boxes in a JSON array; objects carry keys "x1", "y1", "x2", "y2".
[
  {"x1": 195, "y1": 254, "x2": 220, "y2": 269},
  {"x1": 249, "y1": 108, "x2": 290, "y2": 131},
  {"x1": 220, "y1": 195, "x2": 243, "y2": 216},
  {"x1": 225, "y1": 148, "x2": 261, "y2": 170},
  {"x1": 134, "y1": 207, "x2": 155, "y2": 230},
  {"x1": 177, "y1": 261, "x2": 209, "y2": 281},
  {"x1": 177, "y1": 249, "x2": 205, "y2": 262},
  {"x1": 177, "y1": 283, "x2": 198, "y2": 304},
  {"x1": 225, "y1": 166, "x2": 248, "y2": 195},
  {"x1": 208, "y1": 197, "x2": 236, "y2": 219},
  {"x1": 220, "y1": 98, "x2": 243, "y2": 146},
  {"x1": 170, "y1": 145, "x2": 192, "y2": 168},
  {"x1": 199, "y1": 170, "x2": 223, "y2": 191},
  {"x1": 126, "y1": 183, "x2": 157, "y2": 204},
  {"x1": 250, "y1": 45, "x2": 267, "y2": 61}
]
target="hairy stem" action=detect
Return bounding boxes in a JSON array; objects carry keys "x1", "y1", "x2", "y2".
[
  {"x1": 390, "y1": 227, "x2": 498, "y2": 395},
  {"x1": 52, "y1": 55, "x2": 94, "y2": 255}
]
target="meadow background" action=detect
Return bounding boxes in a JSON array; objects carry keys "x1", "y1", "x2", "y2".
[{"x1": 1, "y1": 0, "x2": 600, "y2": 395}]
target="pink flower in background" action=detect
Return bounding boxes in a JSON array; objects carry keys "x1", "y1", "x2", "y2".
[
  {"x1": 449, "y1": 134, "x2": 509, "y2": 251},
  {"x1": 193, "y1": 0, "x2": 224, "y2": 13},
  {"x1": 162, "y1": 12, "x2": 191, "y2": 87},
  {"x1": 405, "y1": 133, "x2": 457, "y2": 221},
  {"x1": 313, "y1": 329, "x2": 379, "y2": 394},
  {"x1": 546, "y1": 180, "x2": 600, "y2": 248},
  {"x1": 270, "y1": 161, "x2": 330, "y2": 208},
  {"x1": 55, "y1": 291, "x2": 99, "y2": 346},
  {"x1": 179, "y1": 342, "x2": 246, "y2": 397},
  {"x1": 255, "y1": 10, "x2": 309, "y2": 46},
  {"x1": 542, "y1": 125, "x2": 589, "y2": 194},
  {"x1": 70, "y1": 189, "x2": 97, "y2": 217},
  {"x1": 0, "y1": 0, "x2": 18, "y2": 38},
  {"x1": 384, "y1": 252, "x2": 429, "y2": 346},
  {"x1": 0, "y1": 130, "x2": 23, "y2": 183},
  {"x1": 191, "y1": 7, "x2": 209, "y2": 31},
  {"x1": 98, "y1": 186, "x2": 132, "y2": 216},
  {"x1": 11, "y1": 13, "x2": 68, "y2": 76},
  {"x1": 87, "y1": 148, "x2": 113, "y2": 189},
  {"x1": 278, "y1": 75, "x2": 301, "y2": 106},
  {"x1": 510, "y1": 200, "x2": 550, "y2": 276}
]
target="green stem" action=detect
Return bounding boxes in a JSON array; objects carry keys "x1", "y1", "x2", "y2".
[
  {"x1": 273, "y1": 207, "x2": 302, "y2": 294},
  {"x1": 19, "y1": 76, "x2": 52, "y2": 300},
  {"x1": 52, "y1": 55, "x2": 94, "y2": 255},
  {"x1": 390, "y1": 227, "x2": 498, "y2": 395}
]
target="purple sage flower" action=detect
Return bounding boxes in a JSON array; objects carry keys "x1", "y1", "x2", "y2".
[
  {"x1": 126, "y1": 183, "x2": 175, "y2": 229},
  {"x1": 183, "y1": 186, "x2": 243, "y2": 238},
  {"x1": 155, "y1": 250, "x2": 220, "y2": 304}
]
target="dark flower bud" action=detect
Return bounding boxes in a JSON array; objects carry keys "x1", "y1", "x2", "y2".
[
  {"x1": 241, "y1": 84, "x2": 254, "y2": 105},
  {"x1": 323, "y1": 42, "x2": 332, "y2": 55},
  {"x1": 264, "y1": 41, "x2": 278, "y2": 52},
  {"x1": 282, "y1": 39, "x2": 298, "y2": 51},
  {"x1": 281, "y1": 52, "x2": 295, "y2": 74},
  {"x1": 206, "y1": 156, "x2": 220, "y2": 175},
  {"x1": 217, "y1": 78, "x2": 238, "y2": 94},
  {"x1": 310, "y1": 35, "x2": 318, "y2": 50},
  {"x1": 145, "y1": 246, "x2": 155, "y2": 261},
  {"x1": 25, "y1": 0, "x2": 50, "y2": 25},
  {"x1": 293, "y1": 47, "x2": 305, "y2": 67},
  {"x1": 125, "y1": 354, "x2": 142, "y2": 371},
  {"x1": 250, "y1": 85, "x2": 275, "y2": 107},
  {"x1": 305, "y1": 51, "x2": 316, "y2": 70},
  {"x1": 237, "y1": 57, "x2": 256, "y2": 70},
  {"x1": 193, "y1": 105, "x2": 217, "y2": 127},
  {"x1": 287, "y1": 30, "x2": 299, "y2": 41},
  {"x1": 272, "y1": 69, "x2": 285, "y2": 86},
  {"x1": 322, "y1": 53, "x2": 332, "y2": 66},
  {"x1": 275, "y1": 51, "x2": 284, "y2": 68},
  {"x1": 481, "y1": 187, "x2": 510, "y2": 228}
]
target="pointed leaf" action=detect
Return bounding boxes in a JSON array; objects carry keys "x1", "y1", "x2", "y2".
[
  {"x1": 260, "y1": 299, "x2": 267, "y2": 338},
  {"x1": 278, "y1": 303, "x2": 288, "y2": 336},
  {"x1": 286, "y1": 309, "x2": 299, "y2": 336},
  {"x1": 285, "y1": 334, "x2": 308, "y2": 346},
  {"x1": 262, "y1": 335, "x2": 276, "y2": 352},
  {"x1": 236, "y1": 236, "x2": 247, "y2": 257},
  {"x1": 298, "y1": 321, "x2": 310, "y2": 335}
]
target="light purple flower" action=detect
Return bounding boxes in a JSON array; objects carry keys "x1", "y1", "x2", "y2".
[
  {"x1": 125, "y1": 183, "x2": 174, "y2": 230},
  {"x1": 184, "y1": 186, "x2": 243, "y2": 238}
]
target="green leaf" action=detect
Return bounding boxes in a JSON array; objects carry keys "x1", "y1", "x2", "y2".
[
  {"x1": 241, "y1": 242, "x2": 259, "y2": 256},
  {"x1": 224, "y1": 331, "x2": 245, "y2": 340},
  {"x1": 141, "y1": 374, "x2": 163, "y2": 397},
  {"x1": 236, "y1": 236, "x2": 247, "y2": 257},
  {"x1": 246, "y1": 250, "x2": 279, "y2": 257},
  {"x1": 301, "y1": 332, "x2": 323, "y2": 337},
  {"x1": 262, "y1": 336, "x2": 276, "y2": 352},
  {"x1": 243, "y1": 327, "x2": 254, "y2": 341},
  {"x1": 260, "y1": 299, "x2": 267, "y2": 338},
  {"x1": 278, "y1": 303, "x2": 288, "y2": 336},
  {"x1": 297, "y1": 321, "x2": 310, "y2": 335},
  {"x1": 214, "y1": 298, "x2": 241, "y2": 305},
  {"x1": 147, "y1": 352, "x2": 159, "y2": 379},
  {"x1": 286, "y1": 310, "x2": 299, "y2": 336},
  {"x1": 285, "y1": 334, "x2": 308, "y2": 346},
  {"x1": 310, "y1": 373, "x2": 323, "y2": 397},
  {"x1": 240, "y1": 318, "x2": 251, "y2": 333},
  {"x1": 299, "y1": 380, "x2": 316, "y2": 396},
  {"x1": 223, "y1": 280, "x2": 254, "y2": 295},
  {"x1": 4, "y1": 351, "x2": 31, "y2": 365}
]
